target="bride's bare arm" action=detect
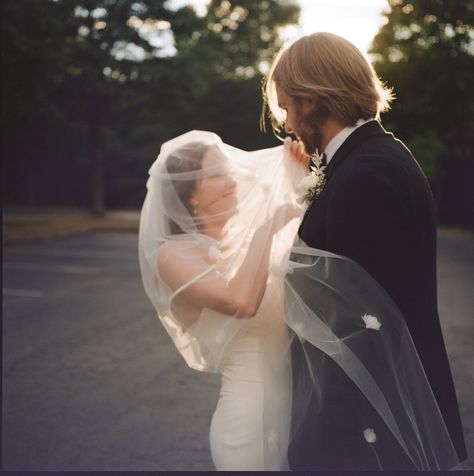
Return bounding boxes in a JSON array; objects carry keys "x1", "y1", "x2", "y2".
[{"x1": 158, "y1": 205, "x2": 297, "y2": 318}]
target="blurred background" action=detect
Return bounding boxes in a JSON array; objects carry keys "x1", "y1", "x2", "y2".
[
  {"x1": 2, "y1": 0, "x2": 473, "y2": 227},
  {"x1": 2, "y1": 0, "x2": 473, "y2": 471}
]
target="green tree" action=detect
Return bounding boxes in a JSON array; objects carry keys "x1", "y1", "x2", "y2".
[
  {"x1": 2, "y1": 0, "x2": 299, "y2": 212},
  {"x1": 46, "y1": 0, "x2": 178, "y2": 214},
  {"x1": 2, "y1": 1, "x2": 71, "y2": 205},
  {"x1": 2, "y1": 0, "x2": 173, "y2": 212},
  {"x1": 103, "y1": 0, "x2": 299, "y2": 207},
  {"x1": 370, "y1": 0, "x2": 474, "y2": 227},
  {"x1": 138, "y1": 0, "x2": 300, "y2": 141}
]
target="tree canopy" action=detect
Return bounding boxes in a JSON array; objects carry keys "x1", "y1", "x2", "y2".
[
  {"x1": 2, "y1": 0, "x2": 299, "y2": 212},
  {"x1": 2, "y1": 0, "x2": 472, "y2": 227},
  {"x1": 370, "y1": 0, "x2": 473, "y2": 227}
]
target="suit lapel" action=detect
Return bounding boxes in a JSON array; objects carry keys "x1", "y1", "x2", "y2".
[{"x1": 298, "y1": 120, "x2": 389, "y2": 237}]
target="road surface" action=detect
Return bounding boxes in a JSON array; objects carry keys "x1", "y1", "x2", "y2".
[{"x1": 2, "y1": 229, "x2": 473, "y2": 470}]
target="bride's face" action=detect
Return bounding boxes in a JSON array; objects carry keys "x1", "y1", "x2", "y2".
[{"x1": 189, "y1": 145, "x2": 238, "y2": 220}]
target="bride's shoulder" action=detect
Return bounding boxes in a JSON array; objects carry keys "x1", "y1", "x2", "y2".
[
  {"x1": 157, "y1": 239, "x2": 210, "y2": 289},
  {"x1": 159, "y1": 239, "x2": 205, "y2": 261}
]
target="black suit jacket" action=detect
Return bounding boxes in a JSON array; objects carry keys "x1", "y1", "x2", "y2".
[{"x1": 288, "y1": 120, "x2": 466, "y2": 470}]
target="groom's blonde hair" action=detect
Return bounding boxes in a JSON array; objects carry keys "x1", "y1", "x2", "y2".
[{"x1": 261, "y1": 32, "x2": 394, "y2": 134}]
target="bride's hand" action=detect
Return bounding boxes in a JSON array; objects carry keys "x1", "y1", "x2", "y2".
[{"x1": 285, "y1": 137, "x2": 309, "y2": 168}]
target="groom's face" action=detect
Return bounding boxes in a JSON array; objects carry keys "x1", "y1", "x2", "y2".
[
  {"x1": 276, "y1": 84, "x2": 322, "y2": 155},
  {"x1": 276, "y1": 86, "x2": 299, "y2": 136}
]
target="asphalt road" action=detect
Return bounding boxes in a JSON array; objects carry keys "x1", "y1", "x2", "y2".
[{"x1": 2, "y1": 229, "x2": 473, "y2": 470}]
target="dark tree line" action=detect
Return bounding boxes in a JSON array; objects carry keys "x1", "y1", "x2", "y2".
[
  {"x1": 2, "y1": 0, "x2": 299, "y2": 213},
  {"x1": 2, "y1": 0, "x2": 472, "y2": 227},
  {"x1": 370, "y1": 0, "x2": 474, "y2": 227}
]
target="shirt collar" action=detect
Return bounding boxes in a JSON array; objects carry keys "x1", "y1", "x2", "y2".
[{"x1": 324, "y1": 118, "x2": 376, "y2": 164}]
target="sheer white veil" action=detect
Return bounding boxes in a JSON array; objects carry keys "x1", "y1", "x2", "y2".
[
  {"x1": 139, "y1": 130, "x2": 460, "y2": 470},
  {"x1": 139, "y1": 130, "x2": 301, "y2": 374}
]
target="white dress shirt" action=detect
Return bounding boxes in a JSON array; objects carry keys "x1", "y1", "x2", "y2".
[{"x1": 324, "y1": 118, "x2": 376, "y2": 165}]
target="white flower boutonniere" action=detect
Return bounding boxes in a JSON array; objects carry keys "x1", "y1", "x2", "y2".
[{"x1": 296, "y1": 163, "x2": 326, "y2": 205}]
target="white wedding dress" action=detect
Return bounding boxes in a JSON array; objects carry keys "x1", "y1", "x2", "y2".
[{"x1": 189, "y1": 274, "x2": 292, "y2": 471}]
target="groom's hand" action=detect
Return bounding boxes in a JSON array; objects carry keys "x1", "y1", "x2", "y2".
[{"x1": 285, "y1": 137, "x2": 309, "y2": 168}]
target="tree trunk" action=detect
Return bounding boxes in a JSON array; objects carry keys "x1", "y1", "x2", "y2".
[
  {"x1": 91, "y1": 148, "x2": 105, "y2": 216},
  {"x1": 89, "y1": 120, "x2": 105, "y2": 216}
]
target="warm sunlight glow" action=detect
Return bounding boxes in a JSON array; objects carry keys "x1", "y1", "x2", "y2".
[
  {"x1": 169, "y1": 0, "x2": 389, "y2": 61},
  {"x1": 170, "y1": 0, "x2": 210, "y2": 17},
  {"x1": 282, "y1": 0, "x2": 389, "y2": 61}
]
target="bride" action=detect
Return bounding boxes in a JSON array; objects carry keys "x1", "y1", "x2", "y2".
[{"x1": 139, "y1": 130, "x2": 461, "y2": 470}]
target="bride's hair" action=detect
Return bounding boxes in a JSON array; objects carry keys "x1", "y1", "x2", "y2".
[
  {"x1": 165, "y1": 141, "x2": 208, "y2": 234},
  {"x1": 261, "y1": 32, "x2": 394, "y2": 135}
]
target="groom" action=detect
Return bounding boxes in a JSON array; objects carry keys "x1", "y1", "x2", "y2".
[{"x1": 264, "y1": 32, "x2": 466, "y2": 469}]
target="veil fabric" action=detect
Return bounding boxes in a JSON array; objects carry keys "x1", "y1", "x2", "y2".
[{"x1": 138, "y1": 130, "x2": 460, "y2": 470}]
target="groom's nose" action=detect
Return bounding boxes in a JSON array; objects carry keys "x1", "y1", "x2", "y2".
[{"x1": 284, "y1": 123, "x2": 293, "y2": 134}]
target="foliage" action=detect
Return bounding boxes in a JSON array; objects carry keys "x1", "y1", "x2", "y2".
[
  {"x1": 3, "y1": 0, "x2": 471, "y2": 227},
  {"x1": 2, "y1": 0, "x2": 299, "y2": 212},
  {"x1": 406, "y1": 130, "x2": 446, "y2": 183},
  {"x1": 370, "y1": 0, "x2": 474, "y2": 226}
]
